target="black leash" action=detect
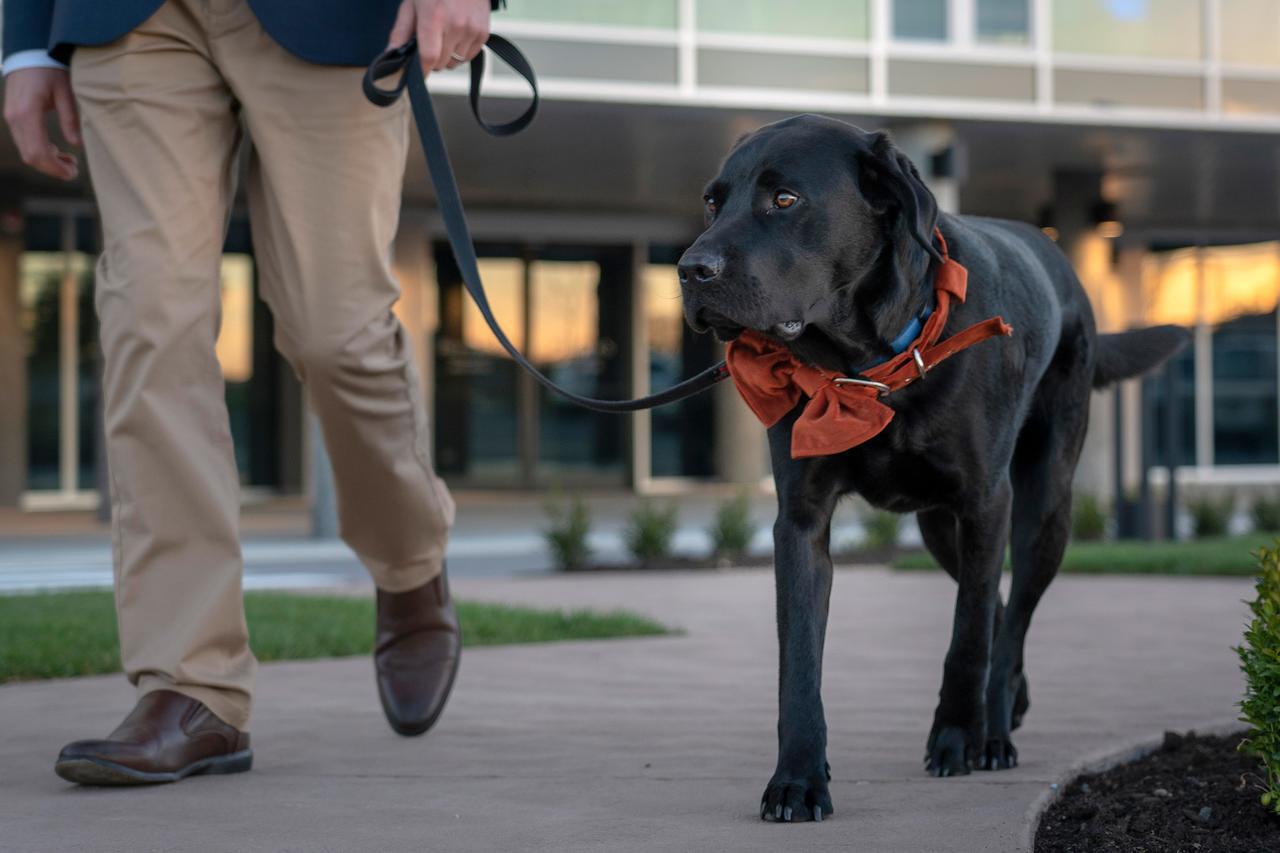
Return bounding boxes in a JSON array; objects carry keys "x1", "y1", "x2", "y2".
[{"x1": 364, "y1": 38, "x2": 729, "y2": 413}]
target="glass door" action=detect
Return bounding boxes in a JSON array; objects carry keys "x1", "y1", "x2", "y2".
[{"x1": 433, "y1": 243, "x2": 629, "y2": 487}]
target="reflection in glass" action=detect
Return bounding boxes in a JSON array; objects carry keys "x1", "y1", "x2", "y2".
[
  {"x1": 1146, "y1": 345, "x2": 1196, "y2": 468},
  {"x1": 698, "y1": 0, "x2": 870, "y2": 40},
  {"x1": 645, "y1": 256, "x2": 716, "y2": 479},
  {"x1": 502, "y1": 0, "x2": 677, "y2": 28},
  {"x1": 437, "y1": 256, "x2": 523, "y2": 483},
  {"x1": 20, "y1": 252, "x2": 63, "y2": 491},
  {"x1": 1213, "y1": 312, "x2": 1279, "y2": 464},
  {"x1": 1221, "y1": 0, "x2": 1280, "y2": 66},
  {"x1": 219, "y1": 254, "x2": 255, "y2": 484},
  {"x1": 532, "y1": 259, "x2": 626, "y2": 484},
  {"x1": 977, "y1": 0, "x2": 1030, "y2": 44},
  {"x1": 894, "y1": 0, "x2": 948, "y2": 41},
  {"x1": 1052, "y1": 0, "x2": 1201, "y2": 60}
]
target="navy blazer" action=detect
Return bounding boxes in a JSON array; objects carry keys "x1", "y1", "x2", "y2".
[{"x1": 4, "y1": 0, "x2": 504, "y2": 67}]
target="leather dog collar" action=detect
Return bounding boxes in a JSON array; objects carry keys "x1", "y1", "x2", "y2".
[{"x1": 724, "y1": 228, "x2": 1014, "y2": 459}]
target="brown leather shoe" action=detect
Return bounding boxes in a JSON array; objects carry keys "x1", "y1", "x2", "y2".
[
  {"x1": 54, "y1": 690, "x2": 251, "y2": 786},
  {"x1": 375, "y1": 571, "x2": 461, "y2": 737}
]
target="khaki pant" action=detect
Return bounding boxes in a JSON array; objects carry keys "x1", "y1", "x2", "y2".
[{"x1": 71, "y1": 0, "x2": 455, "y2": 731}]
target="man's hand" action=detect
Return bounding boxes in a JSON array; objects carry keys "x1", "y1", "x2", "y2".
[
  {"x1": 387, "y1": 0, "x2": 491, "y2": 74},
  {"x1": 3, "y1": 67, "x2": 80, "y2": 181}
]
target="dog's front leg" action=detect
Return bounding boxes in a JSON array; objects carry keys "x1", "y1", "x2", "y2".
[
  {"x1": 925, "y1": 478, "x2": 1012, "y2": 777},
  {"x1": 762, "y1": 423, "x2": 840, "y2": 823}
]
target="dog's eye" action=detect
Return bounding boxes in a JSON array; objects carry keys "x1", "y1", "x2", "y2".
[
  {"x1": 703, "y1": 194, "x2": 717, "y2": 214},
  {"x1": 773, "y1": 190, "x2": 799, "y2": 210}
]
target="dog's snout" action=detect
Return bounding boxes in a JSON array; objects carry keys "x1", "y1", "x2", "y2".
[{"x1": 677, "y1": 250, "x2": 724, "y2": 285}]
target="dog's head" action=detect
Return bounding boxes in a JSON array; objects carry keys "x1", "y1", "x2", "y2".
[{"x1": 679, "y1": 115, "x2": 942, "y2": 367}]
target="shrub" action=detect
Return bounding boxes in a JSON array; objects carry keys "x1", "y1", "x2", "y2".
[
  {"x1": 1188, "y1": 493, "x2": 1233, "y2": 539},
  {"x1": 709, "y1": 491, "x2": 755, "y2": 560},
  {"x1": 1238, "y1": 543, "x2": 1280, "y2": 815},
  {"x1": 544, "y1": 495, "x2": 592, "y2": 571},
  {"x1": 1071, "y1": 494, "x2": 1107, "y2": 542},
  {"x1": 626, "y1": 500, "x2": 679, "y2": 565},
  {"x1": 1253, "y1": 495, "x2": 1280, "y2": 533},
  {"x1": 862, "y1": 510, "x2": 901, "y2": 552}
]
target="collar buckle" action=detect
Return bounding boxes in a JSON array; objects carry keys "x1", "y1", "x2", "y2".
[
  {"x1": 834, "y1": 376, "x2": 892, "y2": 394},
  {"x1": 911, "y1": 348, "x2": 927, "y2": 379}
]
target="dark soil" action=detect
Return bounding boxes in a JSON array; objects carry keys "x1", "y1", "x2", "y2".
[{"x1": 1035, "y1": 731, "x2": 1280, "y2": 853}]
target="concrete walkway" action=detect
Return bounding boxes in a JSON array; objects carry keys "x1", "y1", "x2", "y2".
[{"x1": 0, "y1": 568, "x2": 1249, "y2": 853}]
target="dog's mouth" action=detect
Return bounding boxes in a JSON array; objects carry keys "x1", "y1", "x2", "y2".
[
  {"x1": 692, "y1": 310, "x2": 806, "y2": 344},
  {"x1": 691, "y1": 308, "x2": 745, "y2": 342}
]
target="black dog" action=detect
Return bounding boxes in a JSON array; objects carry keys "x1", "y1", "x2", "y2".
[{"x1": 677, "y1": 115, "x2": 1188, "y2": 823}]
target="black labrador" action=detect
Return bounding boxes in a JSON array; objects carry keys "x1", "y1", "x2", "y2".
[{"x1": 677, "y1": 115, "x2": 1188, "y2": 823}]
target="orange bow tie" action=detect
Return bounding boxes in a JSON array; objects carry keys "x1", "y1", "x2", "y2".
[{"x1": 724, "y1": 230, "x2": 1013, "y2": 459}]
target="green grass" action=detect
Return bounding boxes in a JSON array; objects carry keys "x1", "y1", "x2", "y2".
[
  {"x1": 0, "y1": 591, "x2": 670, "y2": 683},
  {"x1": 892, "y1": 534, "x2": 1276, "y2": 576}
]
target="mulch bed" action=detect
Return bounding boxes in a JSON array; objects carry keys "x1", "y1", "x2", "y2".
[{"x1": 1035, "y1": 731, "x2": 1280, "y2": 853}]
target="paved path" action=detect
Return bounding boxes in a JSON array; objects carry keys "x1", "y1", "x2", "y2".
[{"x1": 0, "y1": 569, "x2": 1249, "y2": 853}]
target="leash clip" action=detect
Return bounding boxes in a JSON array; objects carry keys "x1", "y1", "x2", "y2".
[{"x1": 834, "y1": 377, "x2": 892, "y2": 394}]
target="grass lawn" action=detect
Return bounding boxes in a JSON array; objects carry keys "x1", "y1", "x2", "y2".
[
  {"x1": 892, "y1": 533, "x2": 1275, "y2": 576},
  {"x1": 0, "y1": 591, "x2": 670, "y2": 683}
]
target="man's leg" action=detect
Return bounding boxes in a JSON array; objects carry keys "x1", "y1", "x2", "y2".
[
  {"x1": 214, "y1": 4, "x2": 458, "y2": 734},
  {"x1": 63, "y1": 0, "x2": 256, "y2": 766}
]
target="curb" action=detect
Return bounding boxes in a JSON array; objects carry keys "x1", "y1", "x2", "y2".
[{"x1": 1018, "y1": 717, "x2": 1246, "y2": 852}]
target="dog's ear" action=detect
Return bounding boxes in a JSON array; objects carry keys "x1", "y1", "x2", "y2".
[{"x1": 859, "y1": 132, "x2": 944, "y2": 264}]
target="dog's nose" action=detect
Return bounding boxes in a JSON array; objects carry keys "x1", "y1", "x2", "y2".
[{"x1": 678, "y1": 250, "x2": 724, "y2": 285}]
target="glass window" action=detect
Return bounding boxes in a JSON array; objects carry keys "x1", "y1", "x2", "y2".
[
  {"x1": 20, "y1": 251, "x2": 65, "y2": 492},
  {"x1": 1221, "y1": 0, "x2": 1280, "y2": 66},
  {"x1": 894, "y1": 0, "x2": 948, "y2": 40},
  {"x1": 20, "y1": 214, "x2": 98, "y2": 495},
  {"x1": 501, "y1": 0, "x2": 677, "y2": 29},
  {"x1": 530, "y1": 259, "x2": 626, "y2": 484},
  {"x1": 435, "y1": 252, "x2": 523, "y2": 483},
  {"x1": 1053, "y1": 0, "x2": 1202, "y2": 60},
  {"x1": 698, "y1": 49, "x2": 870, "y2": 92},
  {"x1": 698, "y1": 0, "x2": 870, "y2": 40},
  {"x1": 1145, "y1": 347, "x2": 1196, "y2": 468},
  {"x1": 977, "y1": 0, "x2": 1030, "y2": 44},
  {"x1": 646, "y1": 250, "x2": 716, "y2": 479},
  {"x1": 1213, "y1": 312, "x2": 1279, "y2": 464}
]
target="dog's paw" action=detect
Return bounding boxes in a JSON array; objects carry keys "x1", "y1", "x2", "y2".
[
  {"x1": 760, "y1": 770, "x2": 834, "y2": 823},
  {"x1": 977, "y1": 736, "x2": 1018, "y2": 770},
  {"x1": 924, "y1": 725, "x2": 973, "y2": 777}
]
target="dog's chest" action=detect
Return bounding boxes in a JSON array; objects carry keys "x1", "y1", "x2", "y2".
[{"x1": 839, "y1": 433, "x2": 964, "y2": 513}]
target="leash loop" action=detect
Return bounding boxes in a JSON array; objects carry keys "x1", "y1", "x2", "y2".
[{"x1": 364, "y1": 37, "x2": 729, "y2": 413}]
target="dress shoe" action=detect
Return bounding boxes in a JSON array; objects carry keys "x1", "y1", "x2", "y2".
[
  {"x1": 54, "y1": 690, "x2": 251, "y2": 785},
  {"x1": 375, "y1": 571, "x2": 461, "y2": 736}
]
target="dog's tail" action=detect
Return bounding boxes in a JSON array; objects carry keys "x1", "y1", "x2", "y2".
[{"x1": 1093, "y1": 325, "x2": 1191, "y2": 389}]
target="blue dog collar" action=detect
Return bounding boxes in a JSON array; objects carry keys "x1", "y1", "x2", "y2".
[{"x1": 853, "y1": 300, "x2": 935, "y2": 375}]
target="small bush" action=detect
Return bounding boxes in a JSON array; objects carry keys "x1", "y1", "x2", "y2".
[
  {"x1": 544, "y1": 495, "x2": 592, "y2": 571},
  {"x1": 626, "y1": 500, "x2": 679, "y2": 565},
  {"x1": 1253, "y1": 496, "x2": 1280, "y2": 533},
  {"x1": 1237, "y1": 543, "x2": 1280, "y2": 815},
  {"x1": 1071, "y1": 494, "x2": 1108, "y2": 542},
  {"x1": 1188, "y1": 493, "x2": 1233, "y2": 539},
  {"x1": 709, "y1": 491, "x2": 755, "y2": 560},
  {"x1": 862, "y1": 511, "x2": 901, "y2": 552}
]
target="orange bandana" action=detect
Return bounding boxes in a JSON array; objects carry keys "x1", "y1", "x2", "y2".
[{"x1": 724, "y1": 230, "x2": 1013, "y2": 459}]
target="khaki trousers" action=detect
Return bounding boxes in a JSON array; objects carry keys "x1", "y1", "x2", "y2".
[{"x1": 71, "y1": 0, "x2": 455, "y2": 731}]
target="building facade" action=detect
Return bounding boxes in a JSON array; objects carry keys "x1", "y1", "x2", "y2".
[{"x1": 4, "y1": 0, "x2": 1280, "y2": 511}]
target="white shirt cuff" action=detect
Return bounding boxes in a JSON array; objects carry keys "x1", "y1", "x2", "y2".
[{"x1": 3, "y1": 50, "x2": 67, "y2": 75}]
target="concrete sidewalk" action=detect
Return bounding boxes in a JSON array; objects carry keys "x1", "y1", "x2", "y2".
[{"x1": 0, "y1": 568, "x2": 1249, "y2": 853}]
